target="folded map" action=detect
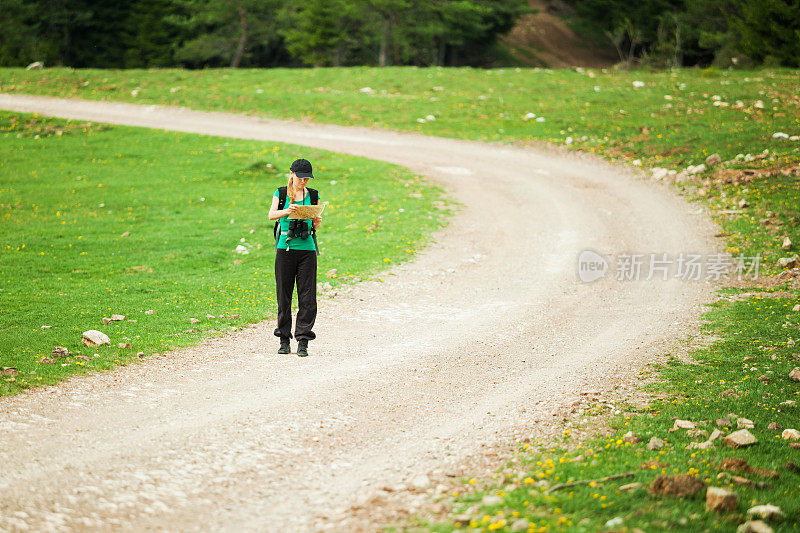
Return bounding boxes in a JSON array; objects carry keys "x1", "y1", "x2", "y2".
[{"x1": 288, "y1": 203, "x2": 326, "y2": 219}]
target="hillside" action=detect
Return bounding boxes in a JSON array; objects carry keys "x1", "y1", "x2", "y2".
[{"x1": 501, "y1": 0, "x2": 618, "y2": 68}]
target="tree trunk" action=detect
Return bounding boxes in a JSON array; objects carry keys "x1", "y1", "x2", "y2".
[
  {"x1": 379, "y1": 17, "x2": 390, "y2": 67},
  {"x1": 231, "y1": 5, "x2": 248, "y2": 68}
]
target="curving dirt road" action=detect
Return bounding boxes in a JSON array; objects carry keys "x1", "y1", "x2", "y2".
[{"x1": 0, "y1": 94, "x2": 722, "y2": 532}]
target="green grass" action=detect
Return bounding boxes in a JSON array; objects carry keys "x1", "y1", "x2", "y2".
[
  {"x1": 0, "y1": 110, "x2": 451, "y2": 396},
  {"x1": 421, "y1": 292, "x2": 800, "y2": 532},
  {"x1": 1, "y1": 66, "x2": 798, "y2": 171},
  {"x1": 3, "y1": 67, "x2": 800, "y2": 530}
]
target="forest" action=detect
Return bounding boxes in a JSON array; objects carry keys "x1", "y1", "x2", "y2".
[{"x1": 0, "y1": 0, "x2": 798, "y2": 69}]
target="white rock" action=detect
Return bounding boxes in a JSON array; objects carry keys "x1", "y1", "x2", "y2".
[
  {"x1": 535, "y1": 116, "x2": 546, "y2": 122},
  {"x1": 746, "y1": 504, "x2": 784, "y2": 522},
  {"x1": 781, "y1": 428, "x2": 800, "y2": 440},
  {"x1": 737, "y1": 521, "x2": 773, "y2": 533},
  {"x1": 110, "y1": 314, "x2": 126, "y2": 321},
  {"x1": 647, "y1": 437, "x2": 665, "y2": 450},
  {"x1": 481, "y1": 494, "x2": 503, "y2": 506},
  {"x1": 782, "y1": 237, "x2": 792, "y2": 250},
  {"x1": 673, "y1": 419, "x2": 696, "y2": 430},
  {"x1": 409, "y1": 474, "x2": 430, "y2": 490},
  {"x1": 82, "y1": 330, "x2": 110, "y2": 347},
  {"x1": 425, "y1": 114, "x2": 436, "y2": 121},
  {"x1": 524, "y1": 112, "x2": 536, "y2": 119},
  {"x1": 632, "y1": 81, "x2": 645, "y2": 88},
  {"x1": 772, "y1": 132, "x2": 789, "y2": 140},
  {"x1": 737, "y1": 418, "x2": 754, "y2": 429},
  {"x1": 359, "y1": 87, "x2": 375, "y2": 94},
  {"x1": 605, "y1": 517, "x2": 624, "y2": 527},
  {"x1": 26, "y1": 61, "x2": 43, "y2": 70},
  {"x1": 789, "y1": 367, "x2": 800, "y2": 382}
]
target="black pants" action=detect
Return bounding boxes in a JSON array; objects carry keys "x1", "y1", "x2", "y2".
[{"x1": 274, "y1": 249, "x2": 317, "y2": 341}]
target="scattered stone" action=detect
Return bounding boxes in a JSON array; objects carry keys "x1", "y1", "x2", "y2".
[
  {"x1": 481, "y1": 494, "x2": 502, "y2": 506},
  {"x1": 784, "y1": 462, "x2": 798, "y2": 472},
  {"x1": 777, "y1": 255, "x2": 799, "y2": 269},
  {"x1": 737, "y1": 520, "x2": 774, "y2": 533},
  {"x1": 619, "y1": 482, "x2": 643, "y2": 492},
  {"x1": 648, "y1": 474, "x2": 706, "y2": 497},
  {"x1": 75, "y1": 355, "x2": 90, "y2": 362},
  {"x1": 409, "y1": 474, "x2": 430, "y2": 491},
  {"x1": 623, "y1": 431, "x2": 641, "y2": 443},
  {"x1": 721, "y1": 458, "x2": 778, "y2": 478},
  {"x1": 326, "y1": 268, "x2": 338, "y2": 277},
  {"x1": 706, "y1": 154, "x2": 723, "y2": 167},
  {"x1": 672, "y1": 419, "x2": 696, "y2": 431},
  {"x1": 41, "y1": 325, "x2": 52, "y2": 330},
  {"x1": 743, "y1": 356, "x2": 756, "y2": 362},
  {"x1": 758, "y1": 375, "x2": 772, "y2": 383},
  {"x1": 110, "y1": 314, "x2": 125, "y2": 321},
  {"x1": 102, "y1": 317, "x2": 113, "y2": 325},
  {"x1": 706, "y1": 486, "x2": 739, "y2": 512},
  {"x1": 687, "y1": 164, "x2": 707, "y2": 175},
  {"x1": 738, "y1": 418, "x2": 755, "y2": 429},
  {"x1": 739, "y1": 199, "x2": 750, "y2": 209},
  {"x1": 605, "y1": 517, "x2": 624, "y2": 528},
  {"x1": 648, "y1": 437, "x2": 665, "y2": 450},
  {"x1": 746, "y1": 504, "x2": 784, "y2": 522},
  {"x1": 789, "y1": 443, "x2": 800, "y2": 449},
  {"x1": 782, "y1": 237, "x2": 792, "y2": 251},
  {"x1": 39, "y1": 357, "x2": 56, "y2": 364},
  {"x1": 717, "y1": 417, "x2": 732, "y2": 427},
  {"x1": 118, "y1": 343, "x2": 132, "y2": 349},
  {"x1": 709, "y1": 429, "x2": 724, "y2": 441},
  {"x1": 227, "y1": 314, "x2": 241, "y2": 319},
  {"x1": 781, "y1": 428, "x2": 800, "y2": 440},
  {"x1": 510, "y1": 519, "x2": 529, "y2": 532},
  {"x1": 768, "y1": 422, "x2": 782, "y2": 431},
  {"x1": 121, "y1": 231, "x2": 130, "y2": 237},
  {"x1": 780, "y1": 400, "x2": 796, "y2": 409},
  {"x1": 136, "y1": 351, "x2": 145, "y2": 358},
  {"x1": 26, "y1": 61, "x2": 43, "y2": 70},
  {"x1": 145, "y1": 310, "x2": 155, "y2": 315},
  {"x1": 789, "y1": 367, "x2": 800, "y2": 382},
  {"x1": 687, "y1": 441, "x2": 714, "y2": 450},
  {"x1": 189, "y1": 318, "x2": 200, "y2": 324},
  {"x1": 688, "y1": 428, "x2": 709, "y2": 440},
  {"x1": 720, "y1": 389, "x2": 740, "y2": 399},
  {"x1": 1, "y1": 367, "x2": 20, "y2": 377},
  {"x1": 51, "y1": 346, "x2": 69, "y2": 358},
  {"x1": 206, "y1": 314, "x2": 215, "y2": 319},
  {"x1": 82, "y1": 330, "x2": 110, "y2": 347},
  {"x1": 724, "y1": 430, "x2": 757, "y2": 448},
  {"x1": 793, "y1": 305, "x2": 800, "y2": 312}
]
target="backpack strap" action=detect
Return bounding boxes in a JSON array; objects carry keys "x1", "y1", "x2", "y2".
[
  {"x1": 308, "y1": 188, "x2": 320, "y2": 256},
  {"x1": 274, "y1": 187, "x2": 288, "y2": 251}
]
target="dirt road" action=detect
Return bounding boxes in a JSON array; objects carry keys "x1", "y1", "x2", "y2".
[{"x1": 0, "y1": 94, "x2": 722, "y2": 531}]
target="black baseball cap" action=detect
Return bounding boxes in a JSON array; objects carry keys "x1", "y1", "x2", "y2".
[{"x1": 290, "y1": 158, "x2": 314, "y2": 179}]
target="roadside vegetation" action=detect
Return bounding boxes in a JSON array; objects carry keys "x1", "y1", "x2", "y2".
[
  {"x1": 0, "y1": 110, "x2": 450, "y2": 396},
  {"x1": 2, "y1": 66, "x2": 800, "y2": 530}
]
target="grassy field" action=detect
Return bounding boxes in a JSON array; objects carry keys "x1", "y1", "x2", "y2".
[
  {"x1": 2, "y1": 67, "x2": 800, "y2": 530},
  {"x1": 1, "y1": 66, "x2": 798, "y2": 174},
  {"x1": 0, "y1": 110, "x2": 450, "y2": 396}
]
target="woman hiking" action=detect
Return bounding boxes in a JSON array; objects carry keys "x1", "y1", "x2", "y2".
[{"x1": 268, "y1": 158, "x2": 323, "y2": 356}]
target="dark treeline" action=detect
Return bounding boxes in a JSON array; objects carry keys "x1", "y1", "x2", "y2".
[
  {"x1": 1, "y1": 0, "x2": 798, "y2": 69},
  {"x1": 561, "y1": 0, "x2": 800, "y2": 68},
  {"x1": 0, "y1": 0, "x2": 530, "y2": 68}
]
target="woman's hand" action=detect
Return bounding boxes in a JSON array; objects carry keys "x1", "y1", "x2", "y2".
[
  {"x1": 287, "y1": 204, "x2": 298, "y2": 216},
  {"x1": 312, "y1": 216, "x2": 322, "y2": 229}
]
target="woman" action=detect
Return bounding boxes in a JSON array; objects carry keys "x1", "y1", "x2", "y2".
[{"x1": 268, "y1": 158, "x2": 323, "y2": 357}]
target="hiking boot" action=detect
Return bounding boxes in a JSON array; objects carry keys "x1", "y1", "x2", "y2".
[
  {"x1": 297, "y1": 339, "x2": 309, "y2": 357},
  {"x1": 278, "y1": 338, "x2": 291, "y2": 354}
]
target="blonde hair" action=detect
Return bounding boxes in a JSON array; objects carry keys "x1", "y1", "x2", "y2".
[{"x1": 286, "y1": 173, "x2": 296, "y2": 205}]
